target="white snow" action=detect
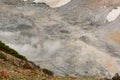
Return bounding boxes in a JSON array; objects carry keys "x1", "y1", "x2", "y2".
[
  {"x1": 107, "y1": 7, "x2": 120, "y2": 22},
  {"x1": 22, "y1": 0, "x2": 71, "y2": 8},
  {"x1": 33, "y1": 0, "x2": 71, "y2": 8},
  {"x1": 23, "y1": 0, "x2": 27, "y2": 1}
]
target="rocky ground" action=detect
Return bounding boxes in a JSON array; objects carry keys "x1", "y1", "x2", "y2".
[
  {"x1": 0, "y1": 41, "x2": 111, "y2": 80},
  {"x1": 0, "y1": 0, "x2": 120, "y2": 78}
]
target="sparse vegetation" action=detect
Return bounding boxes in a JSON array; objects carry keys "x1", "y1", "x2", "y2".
[
  {"x1": 42, "y1": 68, "x2": 54, "y2": 76},
  {"x1": 0, "y1": 52, "x2": 6, "y2": 60},
  {"x1": 0, "y1": 41, "x2": 27, "y2": 61}
]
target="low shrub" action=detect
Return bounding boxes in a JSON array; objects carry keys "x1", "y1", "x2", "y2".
[
  {"x1": 0, "y1": 52, "x2": 6, "y2": 60},
  {"x1": 0, "y1": 41, "x2": 27, "y2": 61},
  {"x1": 42, "y1": 68, "x2": 54, "y2": 76}
]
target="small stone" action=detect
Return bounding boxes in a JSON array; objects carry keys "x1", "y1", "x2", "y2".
[
  {"x1": 112, "y1": 73, "x2": 120, "y2": 80},
  {"x1": 60, "y1": 30, "x2": 69, "y2": 33},
  {"x1": 23, "y1": 62, "x2": 34, "y2": 70}
]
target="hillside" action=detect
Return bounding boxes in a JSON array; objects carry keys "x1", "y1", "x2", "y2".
[
  {"x1": 0, "y1": 41, "x2": 112, "y2": 80},
  {"x1": 0, "y1": 0, "x2": 120, "y2": 79}
]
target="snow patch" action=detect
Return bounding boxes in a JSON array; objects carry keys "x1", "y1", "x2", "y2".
[
  {"x1": 33, "y1": 0, "x2": 71, "y2": 8},
  {"x1": 107, "y1": 7, "x2": 120, "y2": 22}
]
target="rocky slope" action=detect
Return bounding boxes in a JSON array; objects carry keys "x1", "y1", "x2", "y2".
[
  {"x1": 0, "y1": 0, "x2": 120, "y2": 78},
  {"x1": 0, "y1": 41, "x2": 111, "y2": 80}
]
